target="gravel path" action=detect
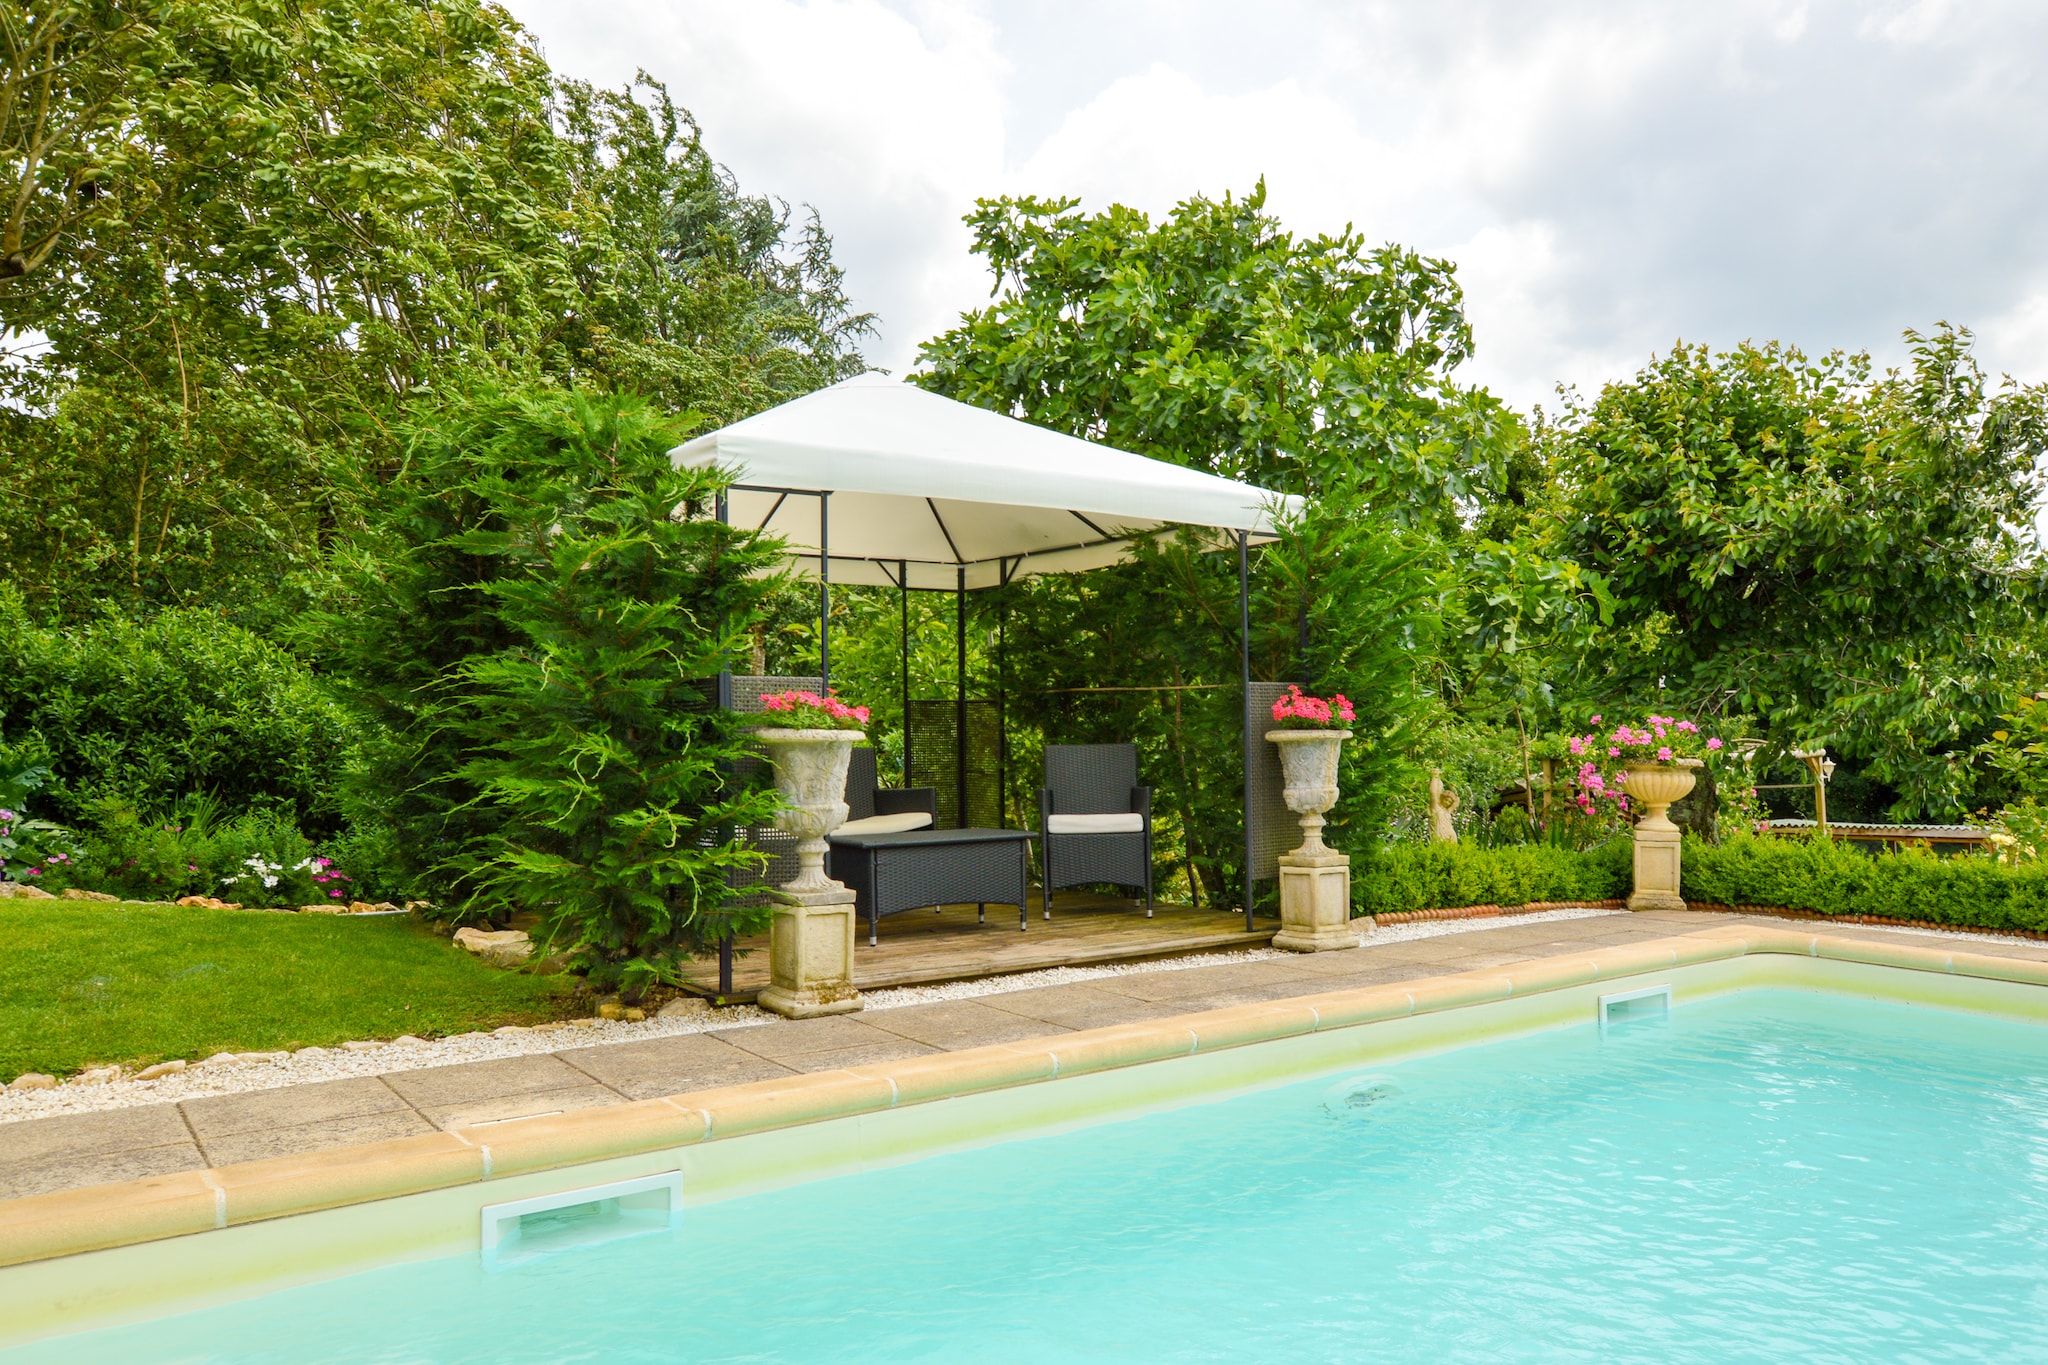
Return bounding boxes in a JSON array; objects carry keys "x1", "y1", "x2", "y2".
[{"x1": 0, "y1": 908, "x2": 1624, "y2": 1125}]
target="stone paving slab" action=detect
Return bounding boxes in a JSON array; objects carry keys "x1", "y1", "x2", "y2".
[{"x1": 9, "y1": 908, "x2": 2047, "y2": 1204}]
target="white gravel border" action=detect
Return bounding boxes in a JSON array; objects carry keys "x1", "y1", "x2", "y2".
[{"x1": 0, "y1": 907, "x2": 1628, "y2": 1125}]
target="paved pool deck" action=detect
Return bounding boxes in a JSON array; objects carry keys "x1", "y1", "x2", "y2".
[{"x1": 6, "y1": 908, "x2": 2046, "y2": 1205}]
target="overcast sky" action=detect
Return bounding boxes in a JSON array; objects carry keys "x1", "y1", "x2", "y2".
[{"x1": 505, "y1": 0, "x2": 2048, "y2": 414}]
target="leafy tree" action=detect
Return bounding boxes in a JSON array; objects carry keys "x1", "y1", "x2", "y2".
[
  {"x1": 917, "y1": 181, "x2": 1507, "y2": 523},
  {"x1": 1542, "y1": 327, "x2": 2048, "y2": 817},
  {"x1": 0, "y1": 1, "x2": 868, "y2": 625},
  {"x1": 916, "y1": 184, "x2": 1493, "y2": 893},
  {"x1": 328, "y1": 384, "x2": 783, "y2": 995}
]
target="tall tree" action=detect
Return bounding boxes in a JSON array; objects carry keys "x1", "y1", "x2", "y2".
[
  {"x1": 0, "y1": 0, "x2": 869, "y2": 625},
  {"x1": 1542, "y1": 326, "x2": 2048, "y2": 816},
  {"x1": 916, "y1": 185, "x2": 1495, "y2": 895}
]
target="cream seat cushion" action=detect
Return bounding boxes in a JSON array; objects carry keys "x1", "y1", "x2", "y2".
[
  {"x1": 836, "y1": 811, "x2": 934, "y2": 836},
  {"x1": 1045, "y1": 812, "x2": 1145, "y2": 834}
]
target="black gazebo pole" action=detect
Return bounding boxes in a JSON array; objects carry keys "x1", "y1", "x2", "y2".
[
  {"x1": 716, "y1": 489, "x2": 734, "y2": 997},
  {"x1": 956, "y1": 565, "x2": 968, "y2": 828},
  {"x1": 899, "y1": 560, "x2": 910, "y2": 784},
  {"x1": 1240, "y1": 530, "x2": 1254, "y2": 932},
  {"x1": 818, "y1": 491, "x2": 831, "y2": 689}
]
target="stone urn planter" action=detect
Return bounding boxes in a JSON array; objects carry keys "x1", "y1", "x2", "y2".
[
  {"x1": 1623, "y1": 759, "x2": 1700, "y2": 912},
  {"x1": 1265, "y1": 729, "x2": 1358, "y2": 952},
  {"x1": 754, "y1": 727, "x2": 864, "y2": 1018}
]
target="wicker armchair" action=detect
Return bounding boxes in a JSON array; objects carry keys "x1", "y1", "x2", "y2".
[{"x1": 1038, "y1": 743, "x2": 1153, "y2": 918}]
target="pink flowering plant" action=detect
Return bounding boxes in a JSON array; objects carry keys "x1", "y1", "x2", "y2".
[
  {"x1": 758, "y1": 689, "x2": 871, "y2": 732},
  {"x1": 1269, "y1": 685, "x2": 1356, "y2": 730},
  {"x1": 1561, "y1": 713, "x2": 1728, "y2": 819}
]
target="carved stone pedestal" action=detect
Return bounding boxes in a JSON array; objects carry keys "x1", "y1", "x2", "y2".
[
  {"x1": 1624, "y1": 760, "x2": 1698, "y2": 912},
  {"x1": 755, "y1": 727, "x2": 866, "y2": 1018},
  {"x1": 1266, "y1": 728, "x2": 1361, "y2": 953},
  {"x1": 1274, "y1": 846, "x2": 1357, "y2": 952},
  {"x1": 757, "y1": 886, "x2": 863, "y2": 1018}
]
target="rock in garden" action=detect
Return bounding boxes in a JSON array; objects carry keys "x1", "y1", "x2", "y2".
[
  {"x1": 295, "y1": 1046, "x2": 331, "y2": 1058},
  {"x1": 60, "y1": 888, "x2": 119, "y2": 902},
  {"x1": 0, "y1": 883, "x2": 56, "y2": 899},
  {"x1": 175, "y1": 895, "x2": 236, "y2": 909},
  {"x1": 659, "y1": 997, "x2": 711, "y2": 1019},
  {"x1": 372, "y1": 902, "x2": 401, "y2": 913},
  {"x1": 236, "y1": 1051, "x2": 289, "y2": 1065},
  {"x1": 201, "y1": 1051, "x2": 241, "y2": 1067},
  {"x1": 8, "y1": 1072, "x2": 56, "y2": 1090},
  {"x1": 452, "y1": 926, "x2": 533, "y2": 968},
  {"x1": 347, "y1": 901, "x2": 376, "y2": 914},
  {"x1": 341, "y1": 1040, "x2": 382, "y2": 1052},
  {"x1": 492, "y1": 1025, "x2": 532, "y2": 1037},
  {"x1": 75, "y1": 1065, "x2": 124, "y2": 1084},
  {"x1": 392, "y1": 1035, "x2": 426, "y2": 1046},
  {"x1": 300, "y1": 903, "x2": 343, "y2": 914},
  {"x1": 135, "y1": 1060, "x2": 187, "y2": 1081},
  {"x1": 595, "y1": 999, "x2": 626, "y2": 1020}
]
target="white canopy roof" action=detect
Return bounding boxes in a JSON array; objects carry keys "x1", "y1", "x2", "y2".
[{"x1": 671, "y1": 373, "x2": 1301, "y2": 590}]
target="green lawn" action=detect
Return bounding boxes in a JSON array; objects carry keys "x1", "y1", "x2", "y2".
[{"x1": 0, "y1": 901, "x2": 579, "y2": 1079}]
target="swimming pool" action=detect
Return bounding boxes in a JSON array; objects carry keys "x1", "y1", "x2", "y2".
[{"x1": 12, "y1": 986, "x2": 2048, "y2": 1362}]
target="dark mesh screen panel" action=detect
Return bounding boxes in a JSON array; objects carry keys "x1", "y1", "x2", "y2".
[
  {"x1": 907, "y1": 699, "x2": 1000, "y2": 829},
  {"x1": 1245, "y1": 682, "x2": 1298, "y2": 883}
]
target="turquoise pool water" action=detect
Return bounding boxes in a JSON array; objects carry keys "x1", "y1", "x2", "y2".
[{"x1": 16, "y1": 988, "x2": 2048, "y2": 1362}]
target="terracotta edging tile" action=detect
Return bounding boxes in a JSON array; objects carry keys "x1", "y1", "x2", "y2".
[
  {"x1": 0, "y1": 1170, "x2": 221, "y2": 1268},
  {"x1": 460, "y1": 1098, "x2": 710, "y2": 1180},
  {"x1": 1186, "y1": 1002, "x2": 1322, "y2": 1052},
  {"x1": 693, "y1": 1072, "x2": 898, "y2": 1140},
  {"x1": 848, "y1": 1046, "x2": 1055, "y2": 1106},
  {"x1": 213, "y1": 1132, "x2": 484, "y2": 1225}
]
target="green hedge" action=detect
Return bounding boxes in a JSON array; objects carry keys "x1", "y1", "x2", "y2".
[
  {"x1": 1353, "y1": 840, "x2": 1631, "y2": 917},
  {"x1": 1682, "y1": 834, "x2": 2048, "y2": 934},
  {"x1": 0, "y1": 599, "x2": 360, "y2": 831}
]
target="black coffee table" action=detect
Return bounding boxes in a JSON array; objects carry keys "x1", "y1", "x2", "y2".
[{"x1": 825, "y1": 827, "x2": 1035, "y2": 946}]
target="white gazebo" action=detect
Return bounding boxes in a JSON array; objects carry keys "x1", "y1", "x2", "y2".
[{"x1": 672, "y1": 372, "x2": 1304, "y2": 939}]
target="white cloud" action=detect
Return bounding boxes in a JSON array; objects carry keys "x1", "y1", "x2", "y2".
[{"x1": 504, "y1": 0, "x2": 2048, "y2": 411}]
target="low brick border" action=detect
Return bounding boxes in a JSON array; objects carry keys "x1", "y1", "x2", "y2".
[
  {"x1": 1370, "y1": 900, "x2": 1626, "y2": 925},
  {"x1": 6, "y1": 923, "x2": 2045, "y2": 1271}
]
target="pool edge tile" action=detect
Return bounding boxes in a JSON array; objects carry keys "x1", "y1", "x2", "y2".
[{"x1": 0, "y1": 1170, "x2": 221, "y2": 1268}]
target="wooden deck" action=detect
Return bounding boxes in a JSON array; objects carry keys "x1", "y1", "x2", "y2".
[{"x1": 681, "y1": 892, "x2": 1275, "y2": 1002}]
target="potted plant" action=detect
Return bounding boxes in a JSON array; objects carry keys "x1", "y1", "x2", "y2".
[
  {"x1": 1265, "y1": 685, "x2": 1356, "y2": 851},
  {"x1": 1264, "y1": 686, "x2": 1358, "y2": 952},
  {"x1": 1567, "y1": 714, "x2": 1727, "y2": 910},
  {"x1": 753, "y1": 690, "x2": 871, "y2": 893}
]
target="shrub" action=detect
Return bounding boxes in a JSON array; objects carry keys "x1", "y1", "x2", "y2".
[
  {"x1": 1354, "y1": 839, "x2": 1631, "y2": 917},
  {"x1": 1682, "y1": 833, "x2": 2048, "y2": 934},
  {"x1": 330, "y1": 385, "x2": 785, "y2": 996},
  {"x1": 0, "y1": 593, "x2": 362, "y2": 832}
]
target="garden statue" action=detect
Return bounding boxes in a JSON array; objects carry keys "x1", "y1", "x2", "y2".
[
  {"x1": 1428, "y1": 771, "x2": 1460, "y2": 843},
  {"x1": 1266, "y1": 686, "x2": 1360, "y2": 952},
  {"x1": 753, "y1": 690, "x2": 871, "y2": 1018}
]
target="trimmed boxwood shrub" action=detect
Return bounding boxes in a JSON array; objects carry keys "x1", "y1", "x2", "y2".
[
  {"x1": 1682, "y1": 834, "x2": 2048, "y2": 934},
  {"x1": 1354, "y1": 840, "x2": 1631, "y2": 917}
]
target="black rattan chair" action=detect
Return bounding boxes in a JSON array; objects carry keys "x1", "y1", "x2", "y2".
[
  {"x1": 1038, "y1": 743, "x2": 1153, "y2": 919},
  {"x1": 839, "y1": 748, "x2": 936, "y2": 832}
]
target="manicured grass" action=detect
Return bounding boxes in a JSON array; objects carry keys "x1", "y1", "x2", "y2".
[{"x1": 0, "y1": 901, "x2": 579, "y2": 1079}]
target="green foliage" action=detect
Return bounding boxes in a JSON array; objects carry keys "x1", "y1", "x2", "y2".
[
  {"x1": 916, "y1": 185, "x2": 1474, "y2": 901},
  {"x1": 0, "y1": 592, "x2": 361, "y2": 830},
  {"x1": 0, "y1": 1, "x2": 868, "y2": 625},
  {"x1": 1543, "y1": 328, "x2": 2048, "y2": 816},
  {"x1": 0, "y1": 901, "x2": 575, "y2": 1077},
  {"x1": 1682, "y1": 833, "x2": 2048, "y2": 934},
  {"x1": 918, "y1": 181, "x2": 1506, "y2": 518},
  {"x1": 328, "y1": 384, "x2": 784, "y2": 996},
  {"x1": 1353, "y1": 840, "x2": 1631, "y2": 917}
]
